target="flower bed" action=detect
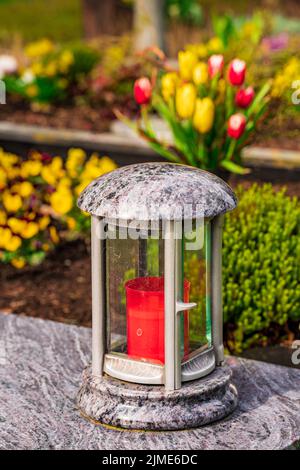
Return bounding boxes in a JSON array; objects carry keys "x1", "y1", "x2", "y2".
[{"x1": 0, "y1": 148, "x2": 116, "y2": 268}]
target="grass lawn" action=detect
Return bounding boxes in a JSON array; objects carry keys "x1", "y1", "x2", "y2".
[{"x1": 0, "y1": 0, "x2": 83, "y2": 44}]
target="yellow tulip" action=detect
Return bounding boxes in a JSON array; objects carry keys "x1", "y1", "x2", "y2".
[
  {"x1": 197, "y1": 44, "x2": 208, "y2": 59},
  {"x1": 193, "y1": 62, "x2": 209, "y2": 85},
  {"x1": 11, "y1": 257, "x2": 26, "y2": 269},
  {"x1": 178, "y1": 50, "x2": 198, "y2": 81},
  {"x1": 21, "y1": 222, "x2": 39, "y2": 239},
  {"x1": 50, "y1": 190, "x2": 73, "y2": 215},
  {"x1": 193, "y1": 97, "x2": 215, "y2": 134},
  {"x1": 3, "y1": 192, "x2": 22, "y2": 213},
  {"x1": 161, "y1": 72, "x2": 178, "y2": 101},
  {"x1": 176, "y1": 83, "x2": 196, "y2": 119},
  {"x1": 5, "y1": 235, "x2": 22, "y2": 252}
]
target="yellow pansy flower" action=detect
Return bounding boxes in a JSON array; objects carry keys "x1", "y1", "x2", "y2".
[
  {"x1": 59, "y1": 50, "x2": 74, "y2": 73},
  {"x1": 161, "y1": 72, "x2": 178, "y2": 102},
  {"x1": 20, "y1": 160, "x2": 42, "y2": 178},
  {"x1": 176, "y1": 83, "x2": 196, "y2": 119},
  {"x1": 178, "y1": 50, "x2": 198, "y2": 81},
  {"x1": 0, "y1": 150, "x2": 19, "y2": 168},
  {"x1": 41, "y1": 166, "x2": 56, "y2": 186},
  {"x1": 66, "y1": 217, "x2": 76, "y2": 230},
  {"x1": 51, "y1": 156, "x2": 63, "y2": 172},
  {"x1": 38, "y1": 216, "x2": 50, "y2": 230},
  {"x1": 25, "y1": 39, "x2": 54, "y2": 58},
  {"x1": 31, "y1": 62, "x2": 44, "y2": 75},
  {"x1": 50, "y1": 189, "x2": 73, "y2": 215},
  {"x1": 11, "y1": 257, "x2": 26, "y2": 269},
  {"x1": 75, "y1": 180, "x2": 90, "y2": 195},
  {"x1": 5, "y1": 235, "x2": 22, "y2": 252},
  {"x1": 193, "y1": 62, "x2": 208, "y2": 85},
  {"x1": 26, "y1": 84, "x2": 39, "y2": 98},
  {"x1": 27, "y1": 212, "x2": 36, "y2": 220},
  {"x1": 66, "y1": 148, "x2": 86, "y2": 177},
  {"x1": 7, "y1": 218, "x2": 26, "y2": 234},
  {"x1": 45, "y1": 61, "x2": 57, "y2": 77},
  {"x1": 49, "y1": 226, "x2": 59, "y2": 244},
  {"x1": 2, "y1": 192, "x2": 22, "y2": 212},
  {"x1": 0, "y1": 227, "x2": 12, "y2": 248},
  {"x1": 19, "y1": 181, "x2": 34, "y2": 198},
  {"x1": 21, "y1": 222, "x2": 39, "y2": 239},
  {"x1": 99, "y1": 156, "x2": 117, "y2": 173},
  {"x1": 0, "y1": 167, "x2": 7, "y2": 189},
  {"x1": 0, "y1": 210, "x2": 7, "y2": 225},
  {"x1": 193, "y1": 97, "x2": 215, "y2": 134}
]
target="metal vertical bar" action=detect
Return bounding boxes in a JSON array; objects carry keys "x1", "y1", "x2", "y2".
[
  {"x1": 91, "y1": 216, "x2": 106, "y2": 376},
  {"x1": 138, "y1": 238, "x2": 147, "y2": 277},
  {"x1": 164, "y1": 220, "x2": 176, "y2": 390},
  {"x1": 211, "y1": 214, "x2": 224, "y2": 365},
  {"x1": 174, "y1": 221, "x2": 183, "y2": 389}
]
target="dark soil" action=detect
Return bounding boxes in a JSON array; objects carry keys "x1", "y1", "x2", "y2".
[
  {"x1": 0, "y1": 101, "x2": 111, "y2": 134},
  {"x1": 0, "y1": 239, "x2": 92, "y2": 327}
]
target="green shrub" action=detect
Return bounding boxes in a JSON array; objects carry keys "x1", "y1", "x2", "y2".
[{"x1": 223, "y1": 184, "x2": 300, "y2": 353}]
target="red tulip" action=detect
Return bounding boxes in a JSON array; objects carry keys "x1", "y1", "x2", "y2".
[
  {"x1": 133, "y1": 77, "x2": 152, "y2": 105},
  {"x1": 228, "y1": 59, "x2": 246, "y2": 86},
  {"x1": 228, "y1": 113, "x2": 246, "y2": 139},
  {"x1": 235, "y1": 86, "x2": 255, "y2": 108},
  {"x1": 208, "y1": 55, "x2": 224, "y2": 78}
]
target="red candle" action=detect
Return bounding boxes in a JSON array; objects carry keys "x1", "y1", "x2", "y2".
[{"x1": 126, "y1": 277, "x2": 190, "y2": 364}]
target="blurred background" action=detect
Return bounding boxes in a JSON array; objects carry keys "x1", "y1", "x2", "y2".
[
  {"x1": 0, "y1": 0, "x2": 299, "y2": 145},
  {"x1": 0, "y1": 0, "x2": 299, "y2": 368}
]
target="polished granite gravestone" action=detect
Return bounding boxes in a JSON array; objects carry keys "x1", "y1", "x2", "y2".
[{"x1": 0, "y1": 312, "x2": 299, "y2": 450}]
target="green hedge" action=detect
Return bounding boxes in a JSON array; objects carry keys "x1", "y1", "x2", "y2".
[{"x1": 223, "y1": 184, "x2": 300, "y2": 353}]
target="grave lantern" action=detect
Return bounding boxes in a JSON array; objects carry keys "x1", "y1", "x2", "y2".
[{"x1": 77, "y1": 163, "x2": 238, "y2": 430}]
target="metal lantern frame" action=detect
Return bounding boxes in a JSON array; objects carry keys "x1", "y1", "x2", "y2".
[{"x1": 90, "y1": 213, "x2": 224, "y2": 391}]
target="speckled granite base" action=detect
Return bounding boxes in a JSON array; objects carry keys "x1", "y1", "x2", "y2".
[
  {"x1": 77, "y1": 366, "x2": 237, "y2": 430},
  {"x1": 1, "y1": 312, "x2": 300, "y2": 450}
]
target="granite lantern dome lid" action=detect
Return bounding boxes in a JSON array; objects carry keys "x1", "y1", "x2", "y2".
[{"x1": 77, "y1": 163, "x2": 237, "y2": 221}]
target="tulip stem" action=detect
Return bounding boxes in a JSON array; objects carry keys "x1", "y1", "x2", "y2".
[{"x1": 226, "y1": 139, "x2": 236, "y2": 160}]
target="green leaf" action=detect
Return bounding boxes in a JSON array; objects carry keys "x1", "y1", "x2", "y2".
[
  {"x1": 246, "y1": 82, "x2": 271, "y2": 118},
  {"x1": 153, "y1": 95, "x2": 197, "y2": 166},
  {"x1": 221, "y1": 160, "x2": 250, "y2": 174}
]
